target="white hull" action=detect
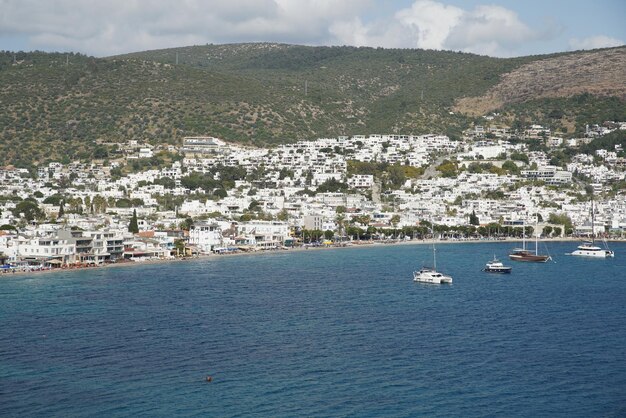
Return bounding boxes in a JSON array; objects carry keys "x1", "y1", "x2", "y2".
[
  {"x1": 413, "y1": 229, "x2": 452, "y2": 284},
  {"x1": 483, "y1": 257, "x2": 512, "y2": 273},
  {"x1": 571, "y1": 249, "x2": 614, "y2": 258},
  {"x1": 573, "y1": 200, "x2": 615, "y2": 259},
  {"x1": 571, "y1": 242, "x2": 614, "y2": 258},
  {"x1": 413, "y1": 269, "x2": 452, "y2": 284}
]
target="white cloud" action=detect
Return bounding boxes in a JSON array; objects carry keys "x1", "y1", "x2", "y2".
[
  {"x1": 395, "y1": 0, "x2": 463, "y2": 50},
  {"x1": 330, "y1": 1, "x2": 551, "y2": 56},
  {"x1": 329, "y1": 0, "x2": 464, "y2": 50},
  {"x1": 569, "y1": 35, "x2": 624, "y2": 51},
  {"x1": 0, "y1": 0, "x2": 568, "y2": 57},
  {"x1": 0, "y1": 0, "x2": 370, "y2": 56},
  {"x1": 444, "y1": 5, "x2": 538, "y2": 55}
]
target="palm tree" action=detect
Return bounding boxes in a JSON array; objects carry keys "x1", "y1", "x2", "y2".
[{"x1": 335, "y1": 213, "x2": 346, "y2": 239}]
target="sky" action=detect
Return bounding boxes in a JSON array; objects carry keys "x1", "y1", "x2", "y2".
[{"x1": 0, "y1": 0, "x2": 624, "y2": 58}]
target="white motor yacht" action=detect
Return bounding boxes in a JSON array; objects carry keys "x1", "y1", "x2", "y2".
[{"x1": 482, "y1": 256, "x2": 512, "y2": 273}]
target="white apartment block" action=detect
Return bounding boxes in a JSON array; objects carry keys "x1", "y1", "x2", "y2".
[
  {"x1": 237, "y1": 221, "x2": 290, "y2": 248},
  {"x1": 348, "y1": 175, "x2": 374, "y2": 188},
  {"x1": 189, "y1": 222, "x2": 223, "y2": 253}
]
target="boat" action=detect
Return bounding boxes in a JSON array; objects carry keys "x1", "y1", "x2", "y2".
[
  {"x1": 571, "y1": 241, "x2": 614, "y2": 258},
  {"x1": 482, "y1": 256, "x2": 512, "y2": 273},
  {"x1": 413, "y1": 232, "x2": 452, "y2": 284},
  {"x1": 509, "y1": 218, "x2": 551, "y2": 263},
  {"x1": 570, "y1": 197, "x2": 614, "y2": 258},
  {"x1": 413, "y1": 267, "x2": 453, "y2": 284}
]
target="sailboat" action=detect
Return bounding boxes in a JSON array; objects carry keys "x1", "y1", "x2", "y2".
[
  {"x1": 414, "y1": 228, "x2": 452, "y2": 284},
  {"x1": 571, "y1": 196, "x2": 614, "y2": 258},
  {"x1": 509, "y1": 218, "x2": 551, "y2": 262}
]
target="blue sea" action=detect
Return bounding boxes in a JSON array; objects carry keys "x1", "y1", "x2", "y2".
[{"x1": 1, "y1": 241, "x2": 625, "y2": 417}]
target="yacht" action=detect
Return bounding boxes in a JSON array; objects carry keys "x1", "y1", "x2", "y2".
[
  {"x1": 571, "y1": 241, "x2": 614, "y2": 258},
  {"x1": 413, "y1": 233, "x2": 452, "y2": 284},
  {"x1": 482, "y1": 256, "x2": 512, "y2": 274},
  {"x1": 413, "y1": 267, "x2": 453, "y2": 284},
  {"x1": 509, "y1": 218, "x2": 551, "y2": 263},
  {"x1": 570, "y1": 198, "x2": 614, "y2": 258},
  {"x1": 509, "y1": 248, "x2": 551, "y2": 263}
]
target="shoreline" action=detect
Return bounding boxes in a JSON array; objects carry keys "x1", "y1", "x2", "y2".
[{"x1": 2, "y1": 236, "x2": 622, "y2": 279}]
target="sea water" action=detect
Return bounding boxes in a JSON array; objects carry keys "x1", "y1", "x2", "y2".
[{"x1": 1, "y1": 241, "x2": 625, "y2": 417}]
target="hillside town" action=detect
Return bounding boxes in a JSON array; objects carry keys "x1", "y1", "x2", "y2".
[{"x1": 1, "y1": 120, "x2": 625, "y2": 272}]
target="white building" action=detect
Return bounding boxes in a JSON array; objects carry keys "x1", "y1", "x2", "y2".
[
  {"x1": 189, "y1": 222, "x2": 223, "y2": 253},
  {"x1": 348, "y1": 175, "x2": 374, "y2": 189},
  {"x1": 521, "y1": 166, "x2": 572, "y2": 185},
  {"x1": 16, "y1": 235, "x2": 76, "y2": 265},
  {"x1": 304, "y1": 215, "x2": 324, "y2": 231},
  {"x1": 237, "y1": 221, "x2": 290, "y2": 248},
  {"x1": 181, "y1": 137, "x2": 228, "y2": 155}
]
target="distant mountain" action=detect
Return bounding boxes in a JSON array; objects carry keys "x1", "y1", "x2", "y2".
[{"x1": 1, "y1": 44, "x2": 625, "y2": 167}]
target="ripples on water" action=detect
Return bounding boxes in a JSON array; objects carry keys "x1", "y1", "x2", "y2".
[{"x1": 1, "y1": 242, "x2": 626, "y2": 417}]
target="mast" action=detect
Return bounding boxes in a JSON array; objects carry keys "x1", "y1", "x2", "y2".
[
  {"x1": 535, "y1": 215, "x2": 539, "y2": 255},
  {"x1": 591, "y1": 194, "x2": 595, "y2": 243},
  {"x1": 429, "y1": 222, "x2": 437, "y2": 270}
]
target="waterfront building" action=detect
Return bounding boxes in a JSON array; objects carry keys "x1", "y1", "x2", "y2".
[{"x1": 188, "y1": 222, "x2": 223, "y2": 254}]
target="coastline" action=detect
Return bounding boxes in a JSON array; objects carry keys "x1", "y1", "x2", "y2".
[{"x1": 2, "y1": 236, "x2": 621, "y2": 279}]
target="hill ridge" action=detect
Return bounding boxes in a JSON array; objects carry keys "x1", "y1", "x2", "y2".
[{"x1": 0, "y1": 44, "x2": 625, "y2": 166}]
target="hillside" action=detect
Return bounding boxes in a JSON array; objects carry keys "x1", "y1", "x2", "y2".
[
  {"x1": 454, "y1": 48, "x2": 626, "y2": 116},
  {"x1": 0, "y1": 44, "x2": 625, "y2": 167}
]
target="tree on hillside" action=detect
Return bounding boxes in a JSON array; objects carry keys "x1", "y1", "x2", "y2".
[
  {"x1": 43, "y1": 194, "x2": 64, "y2": 205},
  {"x1": 548, "y1": 212, "x2": 573, "y2": 230},
  {"x1": 179, "y1": 217, "x2": 194, "y2": 231},
  {"x1": 92, "y1": 195, "x2": 107, "y2": 214},
  {"x1": 387, "y1": 165, "x2": 406, "y2": 189},
  {"x1": 469, "y1": 210, "x2": 479, "y2": 226},
  {"x1": 436, "y1": 160, "x2": 458, "y2": 178},
  {"x1": 12, "y1": 200, "x2": 44, "y2": 222},
  {"x1": 510, "y1": 151, "x2": 529, "y2": 165},
  {"x1": 128, "y1": 209, "x2": 139, "y2": 233},
  {"x1": 502, "y1": 160, "x2": 520, "y2": 174}
]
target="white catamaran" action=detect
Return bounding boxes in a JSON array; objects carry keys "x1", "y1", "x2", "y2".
[
  {"x1": 414, "y1": 230, "x2": 452, "y2": 284},
  {"x1": 571, "y1": 197, "x2": 614, "y2": 258}
]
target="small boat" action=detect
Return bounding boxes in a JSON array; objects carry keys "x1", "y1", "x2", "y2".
[{"x1": 482, "y1": 256, "x2": 512, "y2": 274}]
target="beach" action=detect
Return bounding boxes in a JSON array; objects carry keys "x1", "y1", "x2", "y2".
[{"x1": 3, "y1": 236, "x2": 620, "y2": 278}]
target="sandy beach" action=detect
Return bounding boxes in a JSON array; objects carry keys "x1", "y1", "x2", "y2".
[{"x1": 3, "y1": 236, "x2": 621, "y2": 279}]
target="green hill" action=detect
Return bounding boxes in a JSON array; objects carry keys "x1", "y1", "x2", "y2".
[{"x1": 1, "y1": 44, "x2": 625, "y2": 168}]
